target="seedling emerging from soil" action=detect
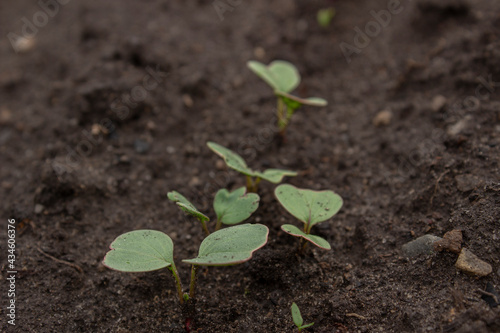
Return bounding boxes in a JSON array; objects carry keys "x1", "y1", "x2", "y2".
[
  {"x1": 169, "y1": 188, "x2": 260, "y2": 234},
  {"x1": 291, "y1": 302, "x2": 314, "y2": 332},
  {"x1": 103, "y1": 224, "x2": 268, "y2": 305},
  {"x1": 317, "y1": 8, "x2": 335, "y2": 28},
  {"x1": 275, "y1": 184, "x2": 343, "y2": 252},
  {"x1": 246, "y1": 60, "x2": 327, "y2": 139},
  {"x1": 207, "y1": 141, "x2": 297, "y2": 192}
]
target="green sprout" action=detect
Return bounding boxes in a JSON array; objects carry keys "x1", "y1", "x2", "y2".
[
  {"x1": 291, "y1": 302, "x2": 314, "y2": 332},
  {"x1": 275, "y1": 184, "x2": 343, "y2": 252},
  {"x1": 103, "y1": 224, "x2": 269, "y2": 305},
  {"x1": 207, "y1": 141, "x2": 297, "y2": 192},
  {"x1": 317, "y1": 7, "x2": 336, "y2": 28},
  {"x1": 168, "y1": 187, "x2": 260, "y2": 234},
  {"x1": 246, "y1": 60, "x2": 327, "y2": 139}
]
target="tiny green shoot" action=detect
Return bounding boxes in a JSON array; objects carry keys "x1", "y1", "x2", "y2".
[
  {"x1": 103, "y1": 224, "x2": 269, "y2": 305},
  {"x1": 275, "y1": 184, "x2": 343, "y2": 252},
  {"x1": 207, "y1": 141, "x2": 297, "y2": 192},
  {"x1": 317, "y1": 7, "x2": 336, "y2": 28},
  {"x1": 168, "y1": 191, "x2": 211, "y2": 236},
  {"x1": 246, "y1": 60, "x2": 327, "y2": 139},
  {"x1": 291, "y1": 302, "x2": 314, "y2": 332}
]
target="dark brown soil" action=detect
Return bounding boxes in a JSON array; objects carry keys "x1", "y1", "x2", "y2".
[{"x1": 1, "y1": 0, "x2": 499, "y2": 332}]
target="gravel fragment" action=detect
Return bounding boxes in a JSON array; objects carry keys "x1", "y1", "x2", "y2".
[
  {"x1": 402, "y1": 235, "x2": 442, "y2": 258},
  {"x1": 455, "y1": 248, "x2": 492, "y2": 277}
]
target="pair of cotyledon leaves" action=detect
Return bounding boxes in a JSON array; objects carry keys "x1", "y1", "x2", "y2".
[
  {"x1": 246, "y1": 60, "x2": 327, "y2": 111},
  {"x1": 276, "y1": 184, "x2": 343, "y2": 250},
  {"x1": 167, "y1": 187, "x2": 259, "y2": 226},
  {"x1": 207, "y1": 141, "x2": 297, "y2": 183},
  {"x1": 103, "y1": 224, "x2": 269, "y2": 272}
]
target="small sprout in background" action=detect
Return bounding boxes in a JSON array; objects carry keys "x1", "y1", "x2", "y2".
[
  {"x1": 275, "y1": 184, "x2": 343, "y2": 252},
  {"x1": 246, "y1": 60, "x2": 327, "y2": 140},
  {"x1": 168, "y1": 191, "x2": 211, "y2": 236},
  {"x1": 103, "y1": 224, "x2": 269, "y2": 306},
  {"x1": 291, "y1": 302, "x2": 314, "y2": 332},
  {"x1": 317, "y1": 7, "x2": 336, "y2": 28},
  {"x1": 207, "y1": 141, "x2": 297, "y2": 192},
  {"x1": 214, "y1": 187, "x2": 260, "y2": 231}
]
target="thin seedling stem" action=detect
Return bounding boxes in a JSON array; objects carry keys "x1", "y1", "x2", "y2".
[
  {"x1": 199, "y1": 219, "x2": 210, "y2": 236},
  {"x1": 189, "y1": 265, "x2": 199, "y2": 300},
  {"x1": 169, "y1": 264, "x2": 185, "y2": 305}
]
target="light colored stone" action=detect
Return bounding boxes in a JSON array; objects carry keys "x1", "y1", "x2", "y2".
[
  {"x1": 455, "y1": 248, "x2": 492, "y2": 277},
  {"x1": 402, "y1": 235, "x2": 442, "y2": 258},
  {"x1": 34, "y1": 204, "x2": 45, "y2": 214},
  {"x1": 431, "y1": 95, "x2": 447, "y2": 112},
  {"x1": 447, "y1": 115, "x2": 471, "y2": 136},
  {"x1": 455, "y1": 174, "x2": 482, "y2": 192},
  {"x1": 373, "y1": 110, "x2": 393, "y2": 127}
]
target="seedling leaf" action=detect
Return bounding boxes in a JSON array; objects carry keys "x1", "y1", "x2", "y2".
[
  {"x1": 247, "y1": 60, "x2": 300, "y2": 93},
  {"x1": 254, "y1": 169, "x2": 298, "y2": 184},
  {"x1": 282, "y1": 224, "x2": 331, "y2": 250},
  {"x1": 103, "y1": 230, "x2": 174, "y2": 272},
  {"x1": 275, "y1": 184, "x2": 342, "y2": 227},
  {"x1": 291, "y1": 302, "x2": 304, "y2": 327},
  {"x1": 168, "y1": 191, "x2": 209, "y2": 223},
  {"x1": 276, "y1": 91, "x2": 328, "y2": 109},
  {"x1": 182, "y1": 224, "x2": 269, "y2": 266},
  {"x1": 207, "y1": 142, "x2": 253, "y2": 176},
  {"x1": 214, "y1": 187, "x2": 260, "y2": 225}
]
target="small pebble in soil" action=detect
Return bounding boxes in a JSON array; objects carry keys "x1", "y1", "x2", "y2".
[
  {"x1": 134, "y1": 139, "x2": 150, "y2": 154},
  {"x1": 455, "y1": 248, "x2": 492, "y2": 277},
  {"x1": 373, "y1": 110, "x2": 393, "y2": 127},
  {"x1": 434, "y1": 229, "x2": 462, "y2": 253},
  {"x1": 182, "y1": 94, "x2": 193, "y2": 108},
  {"x1": 402, "y1": 234, "x2": 442, "y2": 258},
  {"x1": 455, "y1": 174, "x2": 482, "y2": 192},
  {"x1": 166, "y1": 146, "x2": 176, "y2": 154},
  {"x1": 431, "y1": 95, "x2": 447, "y2": 112},
  {"x1": 253, "y1": 47, "x2": 266, "y2": 59},
  {"x1": 447, "y1": 115, "x2": 471, "y2": 136},
  {"x1": 34, "y1": 204, "x2": 45, "y2": 215}
]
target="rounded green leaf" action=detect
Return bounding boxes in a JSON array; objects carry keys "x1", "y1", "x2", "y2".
[
  {"x1": 275, "y1": 184, "x2": 342, "y2": 226},
  {"x1": 247, "y1": 60, "x2": 300, "y2": 93},
  {"x1": 182, "y1": 224, "x2": 269, "y2": 266},
  {"x1": 103, "y1": 230, "x2": 174, "y2": 272},
  {"x1": 214, "y1": 187, "x2": 260, "y2": 225},
  {"x1": 168, "y1": 191, "x2": 209, "y2": 222},
  {"x1": 291, "y1": 302, "x2": 304, "y2": 327},
  {"x1": 255, "y1": 169, "x2": 298, "y2": 184},
  {"x1": 207, "y1": 142, "x2": 254, "y2": 176},
  {"x1": 281, "y1": 224, "x2": 331, "y2": 250}
]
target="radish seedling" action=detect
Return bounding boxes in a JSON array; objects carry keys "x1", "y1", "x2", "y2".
[
  {"x1": 275, "y1": 184, "x2": 343, "y2": 252},
  {"x1": 169, "y1": 187, "x2": 260, "y2": 233},
  {"x1": 246, "y1": 60, "x2": 327, "y2": 139},
  {"x1": 207, "y1": 141, "x2": 297, "y2": 192},
  {"x1": 291, "y1": 302, "x2": 314, "y2": 332},
  {"x1": 103, "y1": 224, "x2": 268, "y2": 313}
]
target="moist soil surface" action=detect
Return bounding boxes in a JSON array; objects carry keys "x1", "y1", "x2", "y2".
[{"x1": 1, "y1": 0, "x2": 500, "y2": 332}]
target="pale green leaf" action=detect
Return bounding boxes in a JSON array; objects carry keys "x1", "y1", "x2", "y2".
[
  {"x1": 103, "y1": 230, "x2": 174, "y2": 272},
  {"x1": 281, "y1": 224, "x2": 331, "y2": 250},
  {"x1": 183, "y1": 224, "x2": 268, "y2": 266},
  {"x1": 247, "y1": 60, "x2": 300, "y2": 93},
  {"x1": 207, "y1": 142, "x2": 254, "y2": 176},
  {"x1": 214, "y1": 187, "x2": 260, "y2": 225},
  {"x1": 254, "y1": 169, "x2": 298, "y2": 184},
  {"x1": 168, "y1": 191, "x2": 209, "y2": 222},
  {"x1": 291, "y1": 302, "x2": 304, "y2": 327},
  {"x1": 275, "y1": 184, "x2": 342, "y2": 226}
]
